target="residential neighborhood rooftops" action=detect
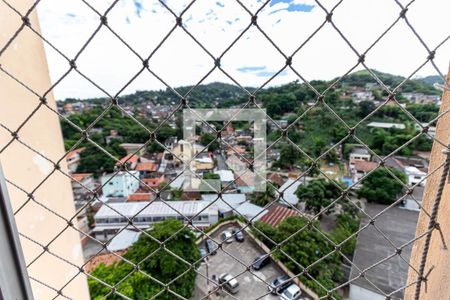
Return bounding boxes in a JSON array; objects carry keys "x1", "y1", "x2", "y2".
[
  {"x1": 349, "y1": 203, "x2": 419, "y2": 299},
  {"x1": 259, "y1": 205, "x2": 299, "y2": 227}
]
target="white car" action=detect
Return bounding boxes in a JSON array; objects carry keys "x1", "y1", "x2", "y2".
[
  {"x1": 280, "y1": 284, "x2": 302, "y2": 300},
  {"x1": 218, "y1": 273, "x2": 240, "y2": 294},
  {"x1": 220, "y1": 230, "x2": 233, "y2": 243}
]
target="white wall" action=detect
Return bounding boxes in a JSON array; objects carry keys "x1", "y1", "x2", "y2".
[{"x1": 349, "y1": 284, "x2": 384, "y2": 300}]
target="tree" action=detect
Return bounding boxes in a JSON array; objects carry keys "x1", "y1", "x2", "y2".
[
  {"x1": 200, "y1": 133, "x2": 219, "y2": 152},
  {"x1": 358, "y1": 167, "x2": 406, "y2": 205},
  {"x1": 250, "y1": 185, "x2": 276, "y2": 207},
  {"x1": 89, "y1": 220, "x2": 200, "y2": 299},
  {"x1": 358, "y1": 101, "x2": 376, "y2": 118},
  {"x1": 253, "y1": 217, "x2": 343, "y2": 298},
  {"x1": 295, "y1": 179, "x2": 343, "y2": 215},
  {"x1": 276, "y1": 144, "x2": 298, "y2": 169}
]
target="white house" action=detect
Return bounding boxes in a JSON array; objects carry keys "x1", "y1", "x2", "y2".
[
  {"x1": 101, "y1": 171, "x2": 140, "y2": 198},
  {"x1": 404, "y1": 166, "x2": 427, "y2": 186},
  {"x1": 93, "y1": 200, "x2": 219, "y2": 241},
  {"x1": 349, "y1": 147, "x2": 371, "y2": 173}
]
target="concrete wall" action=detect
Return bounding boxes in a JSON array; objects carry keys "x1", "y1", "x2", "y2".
[
  {"x1": 0, "y1": 1, "x2": 90, "y2": 299},
  {"x1": 405, "y1": 67, "x2": 450, "y2": 299},
  {"x1": 349, "y1": 284, "x2": 384, "y2": 300}
]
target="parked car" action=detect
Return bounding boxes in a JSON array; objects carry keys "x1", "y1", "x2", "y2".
[
  {"x1": 218, "y1": 273, "x2": 240, "y2": 294},
  {"x1": 252, "y1": 254, "x2": 271, "y2": 270},
  {"x1": 199, "y1": 247, "x2": 207, "y2": 261},
  {"x1": 220, "y1": 230, "x2": 233, "y2": 243},
  {"x1": 280, "y1": 284, "x2": 302, "y2": 300},
  {"x1": 206, "y1": 239, "x2": 217, "y2": 255},
  {"x1": 234, "y1": 230, "x2": 245, "y2": 242},
  {"x1": 268, "y1": 275, "x2": 292, "y2": 295}
]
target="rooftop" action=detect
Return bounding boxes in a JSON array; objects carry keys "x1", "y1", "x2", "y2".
[
  {"x1": 367, "y1": 122, "x2": 406, "y2": 130},
  {"x1": 354, "y1": 161, "x2": 378, "y2": 173},
  {"x1": 135, "y1": 162, "x2": 158, "y2": 172},
  {"x1": 71, "y1": 173, "x2": 92, "y2": 182},
  {"x1": 259, "y1": 205, "x2": 299, "y2": 227},
  {"x1": 350, "y1": 203, "x2": 419, "y2": 298},
  {"x1": 95, "y1": 200, "x2": 217, "y2": 219},
  {"x1": 278, "y1": 178, "x2": 302, "y2": 206}
]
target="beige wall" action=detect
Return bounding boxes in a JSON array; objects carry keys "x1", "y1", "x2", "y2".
[
  {"x1": 405, "y1": 67, "x2": 450, "y2": 299},
  {"x1": 0, "y1": 1, "x2": 90, "y2": 299}
]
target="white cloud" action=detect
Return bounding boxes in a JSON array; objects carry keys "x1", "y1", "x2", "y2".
[{"x1": 36, "y1": 0, "x2": 450, "y2": 99}]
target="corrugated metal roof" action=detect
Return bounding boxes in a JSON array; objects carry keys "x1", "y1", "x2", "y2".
[{"x1": 95, "y1": 200, "x2": 215, "y2": 219}]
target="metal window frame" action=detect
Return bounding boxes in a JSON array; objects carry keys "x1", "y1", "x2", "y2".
[{"x1": 0, "y1": 162, "x2": 34, "y2": 300}]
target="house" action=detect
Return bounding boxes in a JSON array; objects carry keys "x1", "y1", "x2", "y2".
[
  {"x1": 172, "y1": 140, "x2": 205, "y2": 163},
  {"x1": 226, "y1": 154, "x2": 247, "y2": 173},
  {"x1": 101, "y1": 171, "x2": 140, "y2": 198},
  {"x1": 141, "y1": 175, "x2": 165, "y2": 189},
  {"x1": 226, "y1": 145, "x2": 246, "y2": 157},
  {"x1": 234, "y1": 202, "x2": 268, "y2": 221},
  {"x1": 71, "y1": 173, "x2": 96, "y2": 202},
  {"x1": 235, "y1": 171, "x2": 256, "y2": 194},
  {"x1": 349, "y1": 203, "x2": 419, "y2": 300},
  {"x1": 278, "y1": 178, "x2": 302, "y2": 207},
  {"x1": 259, "y1": 204, "x2": 299, "y2": 227},
  {"x1": 201, "y1": 194, "x2": 247, "y2": 218},
  {"x1": 65, "y1": 147, "x2": 85, "y2": 173},
  {"x1": 404, "y1": 166, "x2": 427, "y2": 186},
  {"x1": 93, "y1": 200, "x2": 219, "y2": 240},
  {"x1": 194, "y1": 153, "x2": 214, "y2": 172},
  {"x1": 352, "y1": 161, "x2": 378, "y2": 186},
  {"x1": 213, "y1": 170, "x2": 235, "y2": 184},
  {"x1": 367, "y1": 122, "x2": 406, "y2": 130},
  {"x1": 127, "y1": 193, "x2": 153, "y2": 202},
  {"x1": 352, "y1": 91, "x2": 374, "y2": 102},
  {"x1": 349, "y1": 147, "x2": 371, "y2": 173},
  {"x1": 116, "y1": 154, "x2": 140, "y2": 170},
  {"x1": 268, "y1": 173, "x2": 286, "y2": 187},
  {"x1": 135, "y1": 162, "x2": 159, "y2": 177},
  {"x1": 119, "y1": 143, "x2": 145, "y2": 155}
]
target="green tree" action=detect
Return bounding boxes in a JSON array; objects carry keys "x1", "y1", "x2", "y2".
[
  {"x1": 295, "y1": 179, "x2": 343, "y2": 216},
  {"x1": 250, "y1": 185, "x2": 276, "y2": 207},
  {"x1": 253, "y1": 217, "x2": 343, "y2": 298},
  {"x1": 358, "y1": 167, "x2": 406, "y2": 204},
  {"x1": 89, "y1": 220, "x2": 200, "y2": 299},
  {"x1": 200, "y1": 133, "x2": 219, "y2": 152}
]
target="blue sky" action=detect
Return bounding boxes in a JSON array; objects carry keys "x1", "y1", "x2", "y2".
[{"x1": 35, "y1": 0, "x2": 450, "y2": 99}]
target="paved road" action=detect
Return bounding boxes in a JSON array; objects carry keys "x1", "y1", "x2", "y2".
[{"x1": 216, "y1": 152, "x2": 229, "y2": 170}]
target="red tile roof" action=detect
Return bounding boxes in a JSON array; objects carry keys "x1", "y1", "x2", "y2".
[
  {"x1": 259, "y1": 205, "x2": 299, "y2": 227},
  {"x1": 66, "y1": 147, "x2": 85, "y2": 160},
  {"x1": 84, "y1": 250, "x2": 126, "y2": 273},
  {"x1": 354, "y1": 161, "x2": 378, "y2": 173},
  {"x1": 116, "y1": 154, "x2": 140, "y2": 166},
  {"x1": 142, "y1": 176, "x2": 165, "y2": 188},
  {"x1": 136, "y1": 162, "x2": 158, "y2": 172},
  {"x1": 71, "y1": 173, "x2": 92, "y2": 182},
  {"x1": 128, "y1": 193, "x2": 153, "y2": 202},
  {"x1": 268, "y1": 173, "x2": 286, "y2": 186}
]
